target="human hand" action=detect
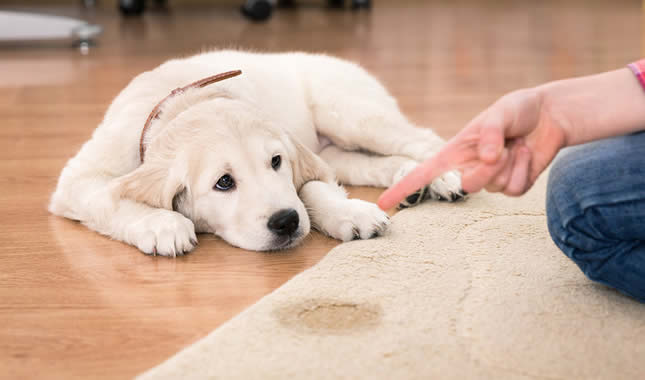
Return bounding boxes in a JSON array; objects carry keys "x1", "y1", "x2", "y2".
[{"x1": 378, "y1": 88, "x2": 567, "y2": 210}]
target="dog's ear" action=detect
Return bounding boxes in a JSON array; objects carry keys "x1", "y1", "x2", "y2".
[
  {"x1": 115, "y1": 160, "x2": 187, "y2": 211},
  {"x1": 281, "y1": 132, "x2": 336, "y2": 190}
]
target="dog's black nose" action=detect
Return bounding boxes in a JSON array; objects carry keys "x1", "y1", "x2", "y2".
[{"x1": 267, "y1": 208, "x2": 299, "y2": 236}]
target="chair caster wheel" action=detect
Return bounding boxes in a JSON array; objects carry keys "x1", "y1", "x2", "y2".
[
  {"x1": 241, "y1": 0, "x2": 273, "y2": 21},
  {"x1": 351, "y1": 0, "x2": 371, "y2": 10},
  {"x1": 119, "y1": 0, "x2": 145, "y2": 15}
]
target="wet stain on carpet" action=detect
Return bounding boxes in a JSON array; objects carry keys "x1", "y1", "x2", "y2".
[{"x1": 275, "y1": 298, "x2": 382, "y2": 334}]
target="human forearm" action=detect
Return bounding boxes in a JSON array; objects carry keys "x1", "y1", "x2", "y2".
[{"x1": 538, "y1": 67, "x2": 645, "y2": 147}]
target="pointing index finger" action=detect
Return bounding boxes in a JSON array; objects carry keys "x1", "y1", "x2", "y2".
[{"x1": 377, "y1": 144, "x2": 461, "y2": 210}]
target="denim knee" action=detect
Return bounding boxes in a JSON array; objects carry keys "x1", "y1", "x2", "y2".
[
  {"x1": 545, "y1": 148, "x2": 603, "y2": 276},
  {"x1": 546, "y1": 167, "x2": 616, "y2": 282},
  {"x1": 545, "y1": 138, "x2": 645, "y2": 302}
]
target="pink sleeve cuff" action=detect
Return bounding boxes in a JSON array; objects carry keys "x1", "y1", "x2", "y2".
[{"x1": 628, "y1": 59, "x2": 645, "y2": 91}]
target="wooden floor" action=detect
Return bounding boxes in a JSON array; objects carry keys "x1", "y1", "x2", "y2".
[{"x1": 0, "y1": 1, "x2": 640, "y2": 379}]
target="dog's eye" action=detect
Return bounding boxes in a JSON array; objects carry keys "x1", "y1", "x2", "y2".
[
  {"x1": 271, "y1": 155, "x2": 281, "y2": 170},
  {"x1": 214, "y1": 174, "x2": 235, "y2": 191}
]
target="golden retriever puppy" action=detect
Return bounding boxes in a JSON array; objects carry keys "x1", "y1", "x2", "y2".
[{"x1": 49, "y1": 50, "x2": 464, "y2": 256}]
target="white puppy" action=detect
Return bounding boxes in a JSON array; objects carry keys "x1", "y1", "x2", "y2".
[{"x1": 49, "y1": 50, "x2": 464, "y2": 256}]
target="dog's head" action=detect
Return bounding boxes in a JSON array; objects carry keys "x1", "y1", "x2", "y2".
[{"x1": 115, "y1": 99, "x2": 333, "y2": 251}]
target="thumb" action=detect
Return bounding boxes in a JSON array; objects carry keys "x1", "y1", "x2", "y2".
[
  {"x1": 461, "y1": 148, "x2": 510, "y2": 193},
  {"x1": 477, "y1": 109, "x2": 506, "y2": 164}
]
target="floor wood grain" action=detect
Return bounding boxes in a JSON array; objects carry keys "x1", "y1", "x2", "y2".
[{"x1": 0, "y1": 1, "x2": 640, "y2": 379}]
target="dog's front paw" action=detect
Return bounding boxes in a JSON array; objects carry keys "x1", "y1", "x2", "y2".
[
  {"x1": 129, "y1": 210, "x2": 197, "y2": 257},
  {"x1": 394, "y1": 163, "x2": 466, "y2": 207},
  {"x1": 321, "y1": 199, "x2": 390, "y2": 242},
  {"x1": 428, "y1": 170, "x2": 467, "y2": 202},
  {"x1": 393, "y1": 161, "x2": 430, "y2": 209}
]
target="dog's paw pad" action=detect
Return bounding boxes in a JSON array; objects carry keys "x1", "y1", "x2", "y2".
[
  {"x1": 393, "y1": 160, "x2": 436, "y2": 209},
  {"x1": 397, "y1": 185, "x2": 430, "y2": 209}
]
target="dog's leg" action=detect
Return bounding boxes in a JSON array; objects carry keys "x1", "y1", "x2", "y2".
[
  {"x1": 312, "y1": 100, "x2": 465, "y2": 202},
  {"x1": 49, "y1": 174, "x2": 197, "y2": 257},
  {"x1": 299, "y1": 180, "x2": 390, "y2": 241},
  {"x1": 313, "y1": 98, "x2": 444, "y2": 160},
  {"x1": 319, "y1": 145, "x2": 412, "y2": 187},
  {"x1": 318, "y1": 145, "x2": 459, "y2": 208}
]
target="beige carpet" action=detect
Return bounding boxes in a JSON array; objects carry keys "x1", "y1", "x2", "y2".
[{"x1": 138, "y1": 175, "x2": 645, "y2": 380}]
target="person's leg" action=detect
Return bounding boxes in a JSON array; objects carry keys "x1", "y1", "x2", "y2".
[{"x1": 546, "y1": 131, "x2": 645, "y2": 302}]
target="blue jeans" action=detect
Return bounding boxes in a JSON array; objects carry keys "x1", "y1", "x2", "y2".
[{"x1": 546, "y1": 132, "x2": 645, "y2": 303}]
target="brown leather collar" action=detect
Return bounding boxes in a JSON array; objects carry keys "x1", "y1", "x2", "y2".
[{"x1": 139, "y1": 70, "x2": 242, "y2": 163}]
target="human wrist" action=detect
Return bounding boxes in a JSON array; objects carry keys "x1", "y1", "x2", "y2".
[{"x1": 532, "y1": 81, "x2": 573, "y2": 148}]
